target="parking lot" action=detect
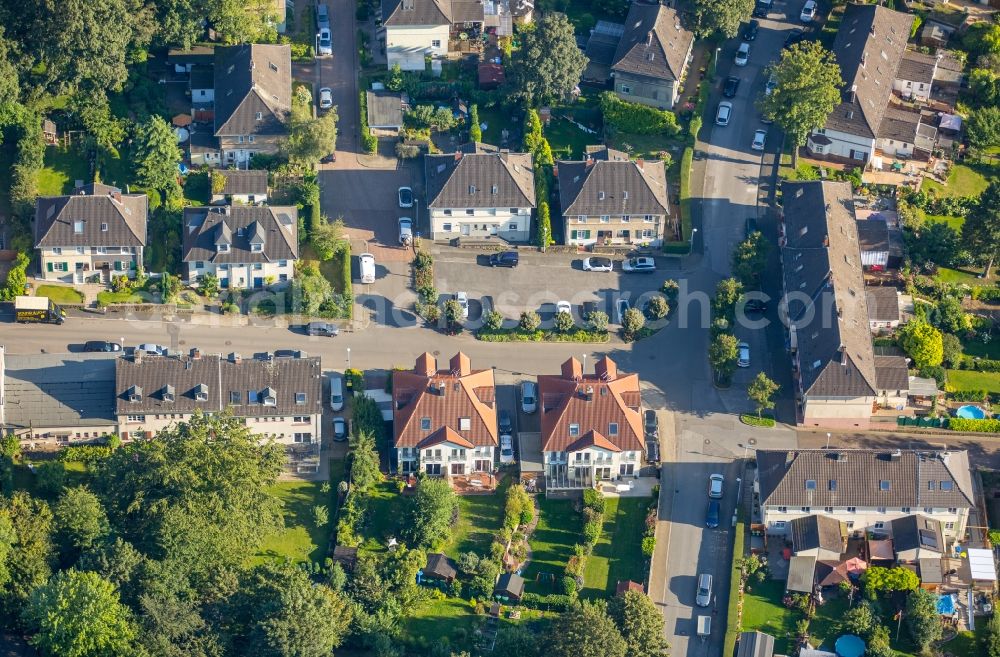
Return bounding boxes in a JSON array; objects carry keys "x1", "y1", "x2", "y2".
[{"x1": 431, "y1": 247, "x2": 670, "y2": 327}]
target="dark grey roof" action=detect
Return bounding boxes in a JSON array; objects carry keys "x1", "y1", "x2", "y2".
[
  {"x1": 214, "y1": 44, "x2": 292, "y2": 137},
  {"x1": 918, "y1": 557, "x2": 943, "y2": 583},
  {"x1": 611, "y1": 2, "x2": 693, "y2": 83},
  {"x1": 891, "y1": 515, "x2": 943, "y2": 554},
  {"x1": 791, "y1": 515, "x2": 846, "y2": 554},
  {"x1": 824, "y1": 4, "x2": 914, "y2": 139},
  {"x1": 425, "y1": 143, "x2": 535, "y2": 210},
  {"x1": 737, "y1": 631, "x2": 775, "y2": 657},
  {"x1": 216, "y1": 170, "x2": 268, "y2": 196},
  {"x1": 366, "y1": 90, "x2": 404, "y2": 128},
  {"x1": 115, "y1": 352, "x2": 322, "y2": 417},
  {"x1": 857, "y1": 219, "x2": 890, "y2": 252},
  {"x1": 2, "y1": 352, "x2": 117, "y2": 429},
  {"x1": 381, "y1": 0, "x2": 454, "y2": 26},
  {"x1": 190, "y1": 131, "x2": 219, "y2": 153},
  {"x1": 866, "y1": 287, "x2": 900, "y2": 322},
  {"x1": 182, "y1": 206, "x2": 297, "y2": 264},
  {"x1": 756, "y1": 449, "x2": 975, "y2": 509},
  {"x1": 167, "y1": 46, "x2": 215, "y2": 65},
  {"x1": 877, "y1": 106, "x2": 921, "y2": 143},
  {"x1": 875, "y1": 355, "x2": 908, "y2": 391},
  {"x1": 495, "y1": 572, "x2": 525, "y2": 597},
  {"x1": 557, "y1": 147, "x2": 668, "y2": 217},
  {"x1": 782, "y1": 181, "x2": 876, "y2": 398},
  {"x1": 190, "y1": 64, "x2": 214, "y2": 90},
  {"x1": 35, "y1": 184, "x2": 147, "y2": 248},
  {"x1": 586, "y1": 26, "x2": 622, "y2": 67},
  {"x1": 424, "y1": 553, "x2": 457, "y2": 579},
  {"x1": 897, "y1": 51, "x2": 937, "y2": 84}
]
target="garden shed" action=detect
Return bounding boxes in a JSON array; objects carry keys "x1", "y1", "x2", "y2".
[{"x1": 493, "y1": 573, "x2": 525, "y2": 602}]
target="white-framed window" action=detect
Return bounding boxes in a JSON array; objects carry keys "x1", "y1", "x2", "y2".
[
  {"x1": 847, "y1": 506, "x2": 856, "y2": 513},
  {"x1": 923, "y1": 507, "x2": 933, "y2": 514},
  {"x1": 621, "y1": 215, "x2": 630, "y2": 222},
  {"x1": 508, "y1": 223, "x2": 517, "y2": 231},
  {"x1": 569, "y1": 423, "x2": 580, "y2": 437},
  {"x1": 294, "y1": 432, "x2": 312, "y2": 443},
  {"x1": 248, "y1": 135, "x2": 255, "y2": 143},
  {"x1": 74, "y1": 221, "x2": 84, "y2": 233},
  {"x1": 824, "y1": 506, "x2": 833, "y2": 513},
  {"x1": 255, "y1": 111, "x2": 263, "y2": 120},
  {"x1": 577, "y1": 215, "x2": 586, "y2": 223},
  {"x1": 642, "y1": 229, "x2": 653, "y2": 238},
  {"x1": 126, "y1": 415, "x2": 146, "y2": 423},
  {"x1": 901, "y1": 507, "x2": 911, "y2": 513},
  {"x1": 101, "y1": 222, "x2": 108, "y2": 232},
  {"x1": 947, "y1": 507, "x2": 957, "y2": 514},
  {"x1": 777, "y1": 506, "x2": 787, "y2": 513},
  {"x1": 238, "y1": 135, "x2": 245, "y2": 144},
  {"x1": 600, "y1": 215, "x2": 610, "y2": 223},
  {"x1": 877, "y1": 506, "x2": 887, "y2": 513},
  {"x1": 52, "y1": 247, "x2": 62, "y2": 255},
  {"x1": 801, "y1": 506, "x2": 810, "y2": 512},
  {"x1": 251, "y1": 243, "x2": 263, "y2": 252},
  {"x1": 643, "y1": 215, "x2": 654, "y2": 223},
  {"x1": 218, "y1": 244, "x2": 230, "y2": 253},
  {"x1": 278, "y1": 260, "x2": 288, "y2": 267},
  {"x1": 608, "y1": 422, "x2": 618, "y2": 436},
  {"x1": 97, "y1": 247, "x2": 108, "y2": 255},
  {"x1": 421, "y1": 417, "x2": 431, "y2": 430},
  {"x1": 945, "y1": 522, "x2": 955, "y2": 530},
  {"x1": 294, "y1": 393, "x2": 306, "y2": 405},
  {"x1": 432, "y1": 39, "x2": 441, "y2": 47},
  {"x1": 443, "y1": 209, "x2": 452, "y2": 216},
  {"x1": 620, "y1": 84, "x2": 631, "y2": 94},
  {"x1": 772, "y1": 521, "x2": 786, "y2": 529},
  {"x1": 466, "y1": 209, "x2": 474, "y2": 215},
  {"x1": 53, "y1": 262, "x2": 68, "y2": 271},
  {"x1": 874, "y1": 521, "x2": 885, "y2": 529},
  {"x1": 76, "y1": 246, "x2": 85, "y2": 254}
]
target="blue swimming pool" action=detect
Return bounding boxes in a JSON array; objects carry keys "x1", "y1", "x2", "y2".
[
  {"x1": 956, "y1": 405, "x2": 987, "y2": 420},
  {"x1": 835, "y1": 634, "x2": 866, "y2": 657},
  {"x1": 937, "y1": 593, "x2": 957, "y2": 615}
]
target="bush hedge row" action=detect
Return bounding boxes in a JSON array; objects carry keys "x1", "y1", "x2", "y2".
[
  {"x1": 358, "y1": 91, "x2": 378, "y2": 154},
  {"x1": 520, "y1": 592, "x2": 574, "y2": 611},
  {"x1": 948, "y1": 417, "x2": 1000, "y2": 432},
  {"x1": 599, "y1": 92, "x2": 679, "y2": 136}
]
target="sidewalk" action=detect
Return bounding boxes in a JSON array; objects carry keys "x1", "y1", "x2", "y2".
[{"x1": 646, "y1": 409, "x2": 676, "y2": 603}]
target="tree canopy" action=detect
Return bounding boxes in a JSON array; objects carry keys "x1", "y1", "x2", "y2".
[
  {"x1": 511, "y1": 13, "x2": 588, "y2": 105},
  {"x1": 548, "y1": 601, "x2": 627, "y2": 657},
  {"x1": 133, "y1": 115, "x2": 183, "y2": 200},
  {"x1": 608, "y1": 591, "x2": 670, "y2": 657},
  {"x1": 905, "y1": 588, "x2": 943, "y2": 651},
  {"x1": 898, "y1": 320, "x2": 944, "y2": 369},
  {"x1": 693, "y1": 0, "x2": 754, "y2": 38},
  {"x1": 963, "y1": 181, "x2": 1000, "y2": 277},
  {"x1": 404, "y1": 477, "x2": 458, "y2": 549}
]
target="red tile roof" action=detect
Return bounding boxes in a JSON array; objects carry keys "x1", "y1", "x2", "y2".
[
  {"x1": 538, "y1": 356, "x2": 643, "y2": 453},
  {"x1": 392, "y1": 352, "x2": 497, "y2": 449},
  {"x1": 418, "y1": 426, "x2": 475, "y2": 449}
]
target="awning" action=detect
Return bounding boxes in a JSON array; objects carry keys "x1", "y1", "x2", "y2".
[{"x1": 967, "y1": 548, "x2": 997, "y2": 581}]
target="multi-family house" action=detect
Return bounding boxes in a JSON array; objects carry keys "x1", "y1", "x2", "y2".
[
  {"x1": 538, "y1": 356, "x2": 644, "y2": 492},
  {"x1": 391, "y1": 352, "x2": 498, "y2": 478},
  {"x1": 34, "y1": 184, "x2": 147, "y2": 284},
  {"x1": 213, "y1": 44, "x2": 292, "y2": 167},
  {"x1": 210, "y1": 170, "x2": 269, "y2": 205},
  {"x1": 424, "y1": 143, "x2": 535, "y2": 242},
  {"x1": 756, "y1": 448, "x2": 975, "y2": 543},
  {"x1": 780, "y1": 181, "x2": 909, "y2": 427},
  {"x1": 806, "y1": 4, "x2": 936, "y2": 165},
  {"x1": 182, "y1": 205, "x2": 298, "y2": 288},
  {"x1": 380, "y1": 0, "x2": 485, "y2": 70},
  {"x1": 557, "y1": 146, "x2": 670, "y2": 247},
  {"x1": 609, "y1": 1, "x2": 694, "y2": 110},
  {"x1": 115, "y1": 349, "x2": 323, "y2": 470}
]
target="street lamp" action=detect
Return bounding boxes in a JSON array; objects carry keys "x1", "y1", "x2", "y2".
[
  {"x1": 582, "y1": 353, "x2": 588, "y2": 375},
  {"x1": 714, "y1": 47, "x2": 721, "y2": 76},
  {"x1": 119, "y1": 336, "x2": 125, "y2": 348},
  {"x1": 826, "y1": 432, "x2": 832, "y2": 449},
  {"x1": 346, "y1": 347, "x2": 351, "y2": 370},
  {"x1": 689, "y1": 227, "x2": 698, "y2": 249}
]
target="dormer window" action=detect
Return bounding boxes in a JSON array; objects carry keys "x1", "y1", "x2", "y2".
[
  {"x1": 74, "y1": 221, "x2": 84, "y2": 234},
  {"x1": 459, "y1": 417, "x2": 471, "y2": 431},
  {"x1": 879, "y1": 480, "x2": 890, "y2": 491},
  {"x1": 218, "y1": 244, "x2": 230, "y2": 253},
  {"x1": 805, "y1": 480, "x2": 817, "y2": 490},
  {"x1": 127, "y1": 385, "x2": 142, "y2": 403},
  {"x1": 295, "y1": 392, "x2": 306, "y2": 404},
  {"x1": 162, "y1": 385, "x2": 175, "y2": 403},
  {"x1": 251, "y1": 243, "x2": 263, "y2": 252},
  {"x1": 608, "y1": 422, "x2": 618, "y2": 436},
  {"x1": 262, "y1": 387, "x2": 277, "y2": 406},
  {"x1": 194, "y1": 383, "x2": 209, "y2": 401}
]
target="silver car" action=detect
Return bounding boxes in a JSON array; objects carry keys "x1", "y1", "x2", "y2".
[
  {"x1": 398, "y1": 217, "x2": 413, "y2": 245},
  {"x1": 716, "y1": 101, "x2": 733, "y2": 126},
  {"x1": 521, "y1": 381, "x2": 538, "y2": 414}
]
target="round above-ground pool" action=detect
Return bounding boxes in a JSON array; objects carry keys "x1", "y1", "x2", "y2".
[
  {"x1": 835, "y1": 635, "x2": 866, "y2": 657},
  {"x1": 956, "y1": 405, "x2": 987, "y2": 420}
]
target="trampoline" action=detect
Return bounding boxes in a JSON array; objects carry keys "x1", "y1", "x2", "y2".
[{"x1": 834, "y1": 634, "x2": 865, "y2": 657}]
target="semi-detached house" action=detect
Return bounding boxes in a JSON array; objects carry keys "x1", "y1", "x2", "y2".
[
  {"x1": 610, "y1": 1, "x2": 694, "y2": 110},
  {"x1": 381, "y1": 0, "x2": 485, "y2": 71}
]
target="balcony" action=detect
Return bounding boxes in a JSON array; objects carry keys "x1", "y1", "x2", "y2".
[{"x1": 422, "y1": 454, "x2": 444, "y2": 463}]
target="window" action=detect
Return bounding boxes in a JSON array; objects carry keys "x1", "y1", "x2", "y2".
[
  {"x1": 600, "y1": 215, "x2": 610, "y2": 223},
  {"x1": 459, "y1": 417, "x2": 471, "y2": 431},
  {"x1": 928, "y1": 481, "x2": 935, "y2": 490},
  {"x1": 53, "y1": 262, "x2": 68, "y2": 271},
  {"x1": 777, "y1": 506, "x2": 787, "y2": 513},
  {"x1": 508, "y1": 223, "x2": 517, "y2": 231},
  {"x1": 279, "y1": 274, "x2": 288, "y2": 282},
  {"x1": 805, "y1": 479, "x2": 817, "y2": 490},
  {"x1": 238, "y1": 136, "x2": 245, "y2": 144},
  {"x1": 874, "y1": 521, "x2": 885, "y2": 529},
  {"x1": 465, "y1": 209, "x2": 474, "y2": 215},
  {"x1": 230, "y1": 391, "x2": 241, "y2": 405},
  {"x1": 248, "y1": 135, "x2": 255, "y2": 144},
  {"x1": 847, "y1": 507, "x2": 857, "y2": 513},
  {"x1": 620, "y1": 84, "x2": 631, "y2": 94},
  {"x1": 442, "y1": 223, "x2": 452, "y2": 232},
  {"x1": 940, "y1": 481, "x2": 953, "y2": 491},
  {"x1": 126, "y1": 415, "x2": 146, "y2": 423},
  {"x1": 431, "y1": 39, "x2": 441, "y2": 47},
  {"x1": 801, "y1": 506, "x2": 810, "y2": 513},
  {"x1": 52, "y1": 247, "x2": 62, "y2": 255},
  {"x1": 877, "y1": 506, "x2": 887, "y2": 513},
  {"x1": 195, "y1": 261, "x2": 204, "y2": 269},
  {"x1": 218, "y1": 244, "x2": 230, "y2": 253},
  {"x1": 608, "y1": 422, "x2": 618, "y2": 436},
  {"x1": 924, "y1": 507, "x2": 933, "y2": 514},
  {"x1": 101, "y1": 222, "x2": 108, "y2": 232},
  {"x1": 510, "y1": 208, "x2": 518, "y2": 214},
  {"x1": 74, "y1": 221, "x2": 84, "y2": 233},
  {"x1": 824, "y1": 506, "x2": 833, "y2": 513},
  {"x1": 879, "y1": 480, "x2": 890, "y2": 491},
  {"x1": 96, "y1": 247, "x2": 108, "y2": 254},
  {"x1": 219, "y1": 264, "x2": 229, "y2": 271},
  {"x1": 293, "y1": 432, "x2": 313, "y2": 443},
  {"x1": 621, "y1": 215, "x2": 630, "y2": 223},
  {"x1": 76, "y1": 246, "x2": 85, "y2": 255},
  {"x1": 293, "y1": 416, "x2": 309, "y2": 423},
  {"x1": 642, "y1": 229, "x2": 654, "y2": 238},
  {"x1": 644, "y1": 215, "x2": 654, "y2": 223},
  {"x1": 902, "y1": 507, "x2": 911, "y2": 513},
  {"x1": 569, "y1": 423, "x2": 580, "y2": 437},
  {"x1": 945, "y1": 522, "x2": 955, "y2": 530},
  {"x1": 947, "y1": 507, "x2": 957, "y2": 514},
  {"x1": 420, "y1": 417, "x2": 431, "y2": 430},
  {"x1": 829, "y1": 479, "x2": 837, "y2": 491},
  {"x1": 443, "y1": 209, "x2": 452, "y2": 216},
  {"x1": 255, "y1": 111, "x2": 263, "y2": 120},
  {"x1": 294, "y1": 392, "x2": 306, "y2": 404}
]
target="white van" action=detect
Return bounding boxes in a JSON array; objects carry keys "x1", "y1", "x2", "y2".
[
  {"x1": 696, "y1": 573, "x2": 713, "y2": 607},
  {"x1": 359, "y1": 253, "x2": 376, "y2": 284},
  {"x1": 329, "y1": 374, "x2": 344, "y2": 412}
]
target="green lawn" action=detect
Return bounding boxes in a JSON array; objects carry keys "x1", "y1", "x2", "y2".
[
  {"x1": 13, "y1": 460, "x2": 92, "y2": 500},
  {"x1": 545, "y1": 116, "x2": 592, "y2": 160},
  {"x1": 935, "y1": 266, "x2": 989, "y2": 285},
  {"x1": 581, "y1": 497, "x2": 649, "y2": 598},
  {"x1": 444, "y1": 479, "x2": 508, "y2": 558},
  {"x1": 926, "y1": 214, "x2": 964, "y2": 232},
  {"x1": 947, "y1": 369, "x2": 1000, "y2": 395},
  {"x1": 740, "y1": 578, "x2": 802, "y2": 654},
  {"x1": 183, "y1": 171, "x2": 211, "y2": 205},
  {"x1": 255, "y1": 465, "x2": 341, "y2": 564},
  {"x1": 38, "y1": 146, "x2": 92, "y2": 196},
  {"x1": 922, "y1": 163, "x2": 991, "y2": 198},
  {"x1": 476, "y1": 105, "x2": 515, "y2": 147},
  {"x1": 606, "y1": 131, "x2": 682, "y2": 161},
  {"x1": 358, "y1": 481, "x2": 406, "y2": 553},
  {"x1": 97, "y1": 147, "x2": 135, "y2": 191},
  {"x1": 806, "y1": 594, "x2": 850, "y2": 650},
  {"x1": 35, "y1": 285, "x2": 84, "y2": 304},
  {"x1": 945, "y1": 629, "x2": 981, "y2": 657},
  {"x1": 97, "y1": 290, "x2": 146, "y2": 306},
  {"x1": 403, "y1": 596, "x2": 481, "y2": 646},
  {"x1": 522, "y1": 498, "x2": 579, "y2": 594}
]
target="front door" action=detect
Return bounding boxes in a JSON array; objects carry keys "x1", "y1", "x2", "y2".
[
  {"x1": 253, "y1": 277, "x2": 264, "y2": 288},
  {"x1": 461, "y1": 224, "x2": 471, "y2": 236}
]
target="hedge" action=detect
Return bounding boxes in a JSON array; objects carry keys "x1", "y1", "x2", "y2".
[
  {"x1": 520, "y1": 593, "x2": 574, "y2": 611},
  {"x1": 358, "y1": 91, "x2": 378, "y2": 154},
  {"x1": 662, "y1": 146, "x2": 694, "y2": 254},
  {"x1": 723, "y1": 518, "x2": 746, "y2": 657},
  {"x1": 599, "y1": 91, "x2": 680, "y2": 136},
  {"x1": 59, "y1": 445, "x2": 114, "y2": 464},
  {"x1": 948, "y1": 417, "x2": 1000, "y2": 432},
  {"x1": 475, "y1": 328, "x2": 610, "y2": 343},
  {"x1": 949, "y1": 389, "x2": 989, "y2": 402}
]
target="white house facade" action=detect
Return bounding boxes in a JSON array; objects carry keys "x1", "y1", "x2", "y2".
[{"x1": 385, "y1": 24, "x2": 449, "y2": 70}]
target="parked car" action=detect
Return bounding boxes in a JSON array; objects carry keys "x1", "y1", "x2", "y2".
[
  {"x1": 644, "y1": 409, "x2": 659, "y2": 439},
  {"x1": 752, "y1": 0, "x2": 771, "y2": 18},
  {"x1": 320, "y1": 152, "x2": 337, "y2": 164},
  {"x1": 359, "y1": 253, "x2": 376, "y2": 283},
  {"x1": 499, "y1": 410, "x2": 513, "y2": 438},
  {"x1": 622, "y1": 256, "x2": 655, "y2": 273},
  {"x1": 696, "y1": 573, "x2": 714, "y2": 606},
  {"x1": 709, "y1": 474, "x2": 724, "y2": 499},
  {"x1": 783, "y1": 28, "x2": 806, "y2": 49},
  {"x1": 480, "y1": 295, "x2": 495, "y2": 318},
  {"x1": 743, "y1": 19, "x2": 760, "y2": 40},
  {"x1": 500, "y1": 435, "x2": 514, "y2": 464},
  {"x1": 398, "y1": 186, "x2": 414, "y2": 208},
  {"x1": 616, "y1": 298, "x2": 630, "y2": 324},
  {"x1": 738, "y1": 341, "x2": 751, "y2": 368},
  {"x1": 398, "y1": 217, "x2": 413, "y2": 245},
  {"x1": 583, "y1": 256, "x2": 613, "y2": 272},
  {"x1": 555, "y1": 300, "x2": 572, "y2": 316},
  {"x1": 316, "y1": 2, "x2": 330, "y2": 29},
  {"x1": 454, "y1": 292, "x2": 469, "y2": 319},
  {"x1": 333, "y1": 416, "x2": 348, "y2": 442},
  {"x1": 764, "y1": 73, "x2": 778, "y2": 95},
  {"x1": 318, "y1": 87, "x2": 333, "y2": 109},
  {"x1": 752, "y1": 129, "x2": 767, "y2": 151},
  {"x1": 489, "y1": 251, "x2": 519, "y2": 268},
  {"x1": 716, "y1": 101, "x2": 733, "y2": 126},
  {"x1": 705, "y1": 501, "x2": 721, "y2": 528},
  {"x1": 84, "y1": 340, "x2": 121, "y2": 352},
  {"x1": 735, "y1": 42, "x2": 751, "y2": 67},
  {"x1": 329, "y1": 375, "x2": 344, "y2": 411},
  {"x1": 723, "y1": 76, "x2": 740, "y2": 98},
  {"x1": 800, "y1": 0, "x2": 817, "y2": 22},
  {"x1": 306, "y1": 321, "x2": 339, "y2": 337},
  {"x1": 317, "y1": 29, "x2": 332, "y2": 56},
  {"x1": 521, "y1": 382, "x2": 537, "y2": 414},
  {"x1": 135, "y1": 343, "x2": 166, "y2": 355}
]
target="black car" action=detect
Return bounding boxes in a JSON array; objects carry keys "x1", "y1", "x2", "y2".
[
  {"x1": 84, "y1": 340, "x2": 122, "y2": 353},
  {"x1": 644, "y1": 409, "x2": 659, "y2": 440},
  {"x1": 706, "y1": 500, "x2": 721, "y2": 528},
  {"x1": 742, "y1": 19, "x2": 759, "y2": 41},
  {"x1": 320, "y1": 152, "x2": 337, "y2": 164},
  {"x1": 723, "y1": 76, "x2": 740, "y2": 98},
  {"x1": 752, "y1": 0, "x2": 772, "y2": 18},
  {"x1": 306, "y1": 321, "x2": 339, "y2": 337},
  {"x1": 783, "y1": 29, "x2": 806, "y2": 49},
  {"x1": 489, "y1": 251, "x2": 519, "y2": 268},
  {"x1": 499, "y1": 410, "x2": 513, "y2": 436}
]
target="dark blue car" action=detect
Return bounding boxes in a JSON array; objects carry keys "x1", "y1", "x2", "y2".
[
  {"x1": 706, "y1": 500, "x2": 721, "y2": 528},
  {"x1": 489, "y1": 251, "x2": 519, "y2": 268}
]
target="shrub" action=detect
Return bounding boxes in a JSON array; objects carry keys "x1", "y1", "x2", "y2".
[
  {"x1": 949, "y1": 418, "x2": 1000, "y2": 432},
  {"x1": 583, "y1": 520, "x2": 601, "y2": 545},
  {"x1": 536, "y1": 201, "x2": 552, "y2": 248},
  {"x1": 582, "y1": 488, "x2": 605, "y2": 514},
  {"x1": 359, "y1": 91, "x2": 378, "y2": 154},
  {"x1": 553, "y1": 310, "x2": 574, "y2": 332},
  {"x1": 661, "y1": 279, "x2": 679, "y2": 299},
  {"x1": 949, "y1": 390, "x2": 989, "y2": 402},
  {"x1": 642, "y1": 535, "x2": 656, "y2": 557},
  {"x1": 562, "y1": 575, "x2": 578, "y2": 596},
  {"x1": 588, "y1": 311, "x2": 609, "y2": 332},
  {"x1": 483, "y1": 310, "x2": 504, "y2": 330},
  {"x1": 395, "y1": 142, "x2": 421, "y2": 159},
  {"x1": 622, "y1": 307, "x2": 646, "y2": 340},
  {"x1": 519, "y1": 311, "x2": 541, "y2": 332},
  {"x1": 599, "y1": 91, "x2": 680, "y2": 135},
  {"x1": 646, "y1": 296, "x2": 669, "y2": 319},
  {"x1": 60, "y1": 445, "x2": 114, "y2": 464},
  {"x1": 520, "y1": 593, "x2": 574, "y2": 611}
]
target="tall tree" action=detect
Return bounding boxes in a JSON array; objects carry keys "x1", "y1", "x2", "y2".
[
  {"x1": 134, "y1": 115, "x2": 183, "y2": 200},
  {"x1": 511, "y1": 13, "x2": 588, "y2": 105},
  {"x1": 54, "y1": 485, "x2": 110, "y2": 559},
  {"x1": 963, "y1": 181, "x2": 1000, "y2": 277},
  {"x1": 759, "y1": 41, "x2": 843, "y2": 167},
  {"x1": 71, "y1": 94, "x2": 128, "y2": 157},
  {"x1": 0, "y1": 27, "x2": 20, "y2": 105},
  {"x1": 548, "y1": 601, "x2": 627, "y2": 657},
  {"x1": 349, "y1": 431, "x2": 383, "y2": 492},
  {"x1": 905, "y1": 588, "x2": 943, "y2": 651},
  {"x1": 404, "y1": 477, "x2": 458, "y2": 549},
  {"x1": 210, "y1": 0, "x2": 280, "y2": 44},
  {"x1": 138, "y1": 589, "x2": 224, "y2": 657},
  {"x1": 288, "y1": 87, "x2": 339, "y2": 168},
  {"x1": 981, "y1": 611, "x2": 1000, "y2": 657},
  {"x1": 693, "y1": 0, "x2": 754, "y2": 38},
  {"x1": 608, "y1": 591, "x2": 670, "y2": 657},
  {"x1": 967, "y1": 106, "x2": 1000, "y2": 151},
  {"x1": 731, "y1": 231, "x2": 768, "y2": 287},
  {"x1": 747, "y1": 372, "x2": 779, "y2": 418},
  {"x1": 709, "y1": 333, "x2": 740, "y2": 381},
  {"x1": 0, "y1": 491, "x2": 55, "y2": 615},
  {"x1": 23, "y1": 569, "x2": 139, "y2": 657},
  {"x1": 898, "y1": 319, "x2": 944, "y2": 369}
]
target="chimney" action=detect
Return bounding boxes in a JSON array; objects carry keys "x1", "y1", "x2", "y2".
[
  {"x1": 849, "y1": 84, "x2": 858, "y2": 104},
  {"x1": 636, "y1": 158, "x2": 644, "y2": 171},
  {"x1": 110, "y1": 190, "x2": 122, "y2": 203},
  {"x1": 415, "y1": 352, "x2": 437, "y2": 377},
  {"x1": 594, "y1": 356, "x2": 617, "y2": 381},
  {"x1": 230, "y1": 352, "x2": 241, "y2": 364},
  {"x1": 646, "y1": 31, "x2": 653, "y2": 46},
  {"x1": 190, "y1": 347, "x2": 202, "y2": 360},
  {"x1": 454, "y1": 151, "x2": 463, "y2": 162},
  {"x1": 889, "y1": 449, "x2": 902, "y2": 462},
  {"x1": 449, "y1": 352, "x2": 471, "y2": 377},
  {"x1": 133, "y1": 349, "x2": 143, "y2": 364},
  {"x1": 561, "y1": 357, "x2": 582, "y2": 381}
]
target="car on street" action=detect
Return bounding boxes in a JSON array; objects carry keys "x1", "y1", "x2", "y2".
[
  {"x1": 398, "y1": 217, "x2": 413, "y2": 245},
  {"x1": 583, "y1": 256, "x2": 613, "y2": 272},
  {"x1": 622, "y1": 256, "x2": 655, "y2": 273},
  {"x1": 359, "y1": 253, "x2": 376, "y2": 283},
  {"x1": 752, "y1": 0, "x2": 771, "y2": 18},
  {"x1": 333, "y1": 416, "x2": 348, "y2": 442},
  {"x1": 616, "y1": 298, "x2": 630, "y2": 324},
  {"x1": 743, "y1": 19, "x2": 759, "y2": 40},
  {"x1": 500, "y1": 435, "x2": 514, "y2": 464},
  {"x1": 735, "y1": 42, "x2": 750, "y2": 66},
  {"x1": 752, "y1": 129, "x2": 767, "y2": 151},
  {"x1": 743, "y1": 298, "x2": 767, "y2": 313},
  {"x1": 709, "y1": 474, "x2": 725, "y2": 499},
  {"x1": 317, "y1": 28, "x2": 332, "y2": 56},
  {"x1": 784, "y1": 28, "x2": 806, "y2": 49},
  {"x1": 499, "y1": 410, "x2": 513, "y2": 438},
  {"x1": 723, "y1": 76, "x2": 740, "y2": 98},
  {"x1": 556, "y1": 300, "x2": 572, "y2": 316},
  {"x1": 489, "y1": 251, "x2": 519, "y2": 268},
  {"x1": 696, "y1": 574, "x2": 714, "y2": 606},
  {"x1": 84, "y1": 340, "x2": 121, "y2": 352},
  {"x1": 715, "y1": 101, "x2": 733, "y2": 126},
  {"x1": 318, "y1": 87, "x2": 333, "y2": 109},
  {"x1": 454, "y1": 292, "x2": 469, "y2": 319},
  {"x1": 521, "y1": 381, "x2": 537, "y2": 414},
  {"x1": 398, "y1": 186, "x2": 413, "y2": 208},
  {"x1": 644, "y1": 409, "x2": 659, "y2": 439},
  {"x1": 738, "y1": 341, "x2": 751, "y2": 368},
  {"x1": 705, "y1": 500, "x2": 721, "y2": 528},
  {"x1": 320, "y1": 152, "x2": 336, "y2": 164},
  {"x1": 135, "y1": 343, "x2": 166, "y2": 355},
  {"x1": 306, "y1": 321, "x2": 339, "y2": 337},
  {"x1": 800, "y1": 0, "x2": 817, "y2": 22}
]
